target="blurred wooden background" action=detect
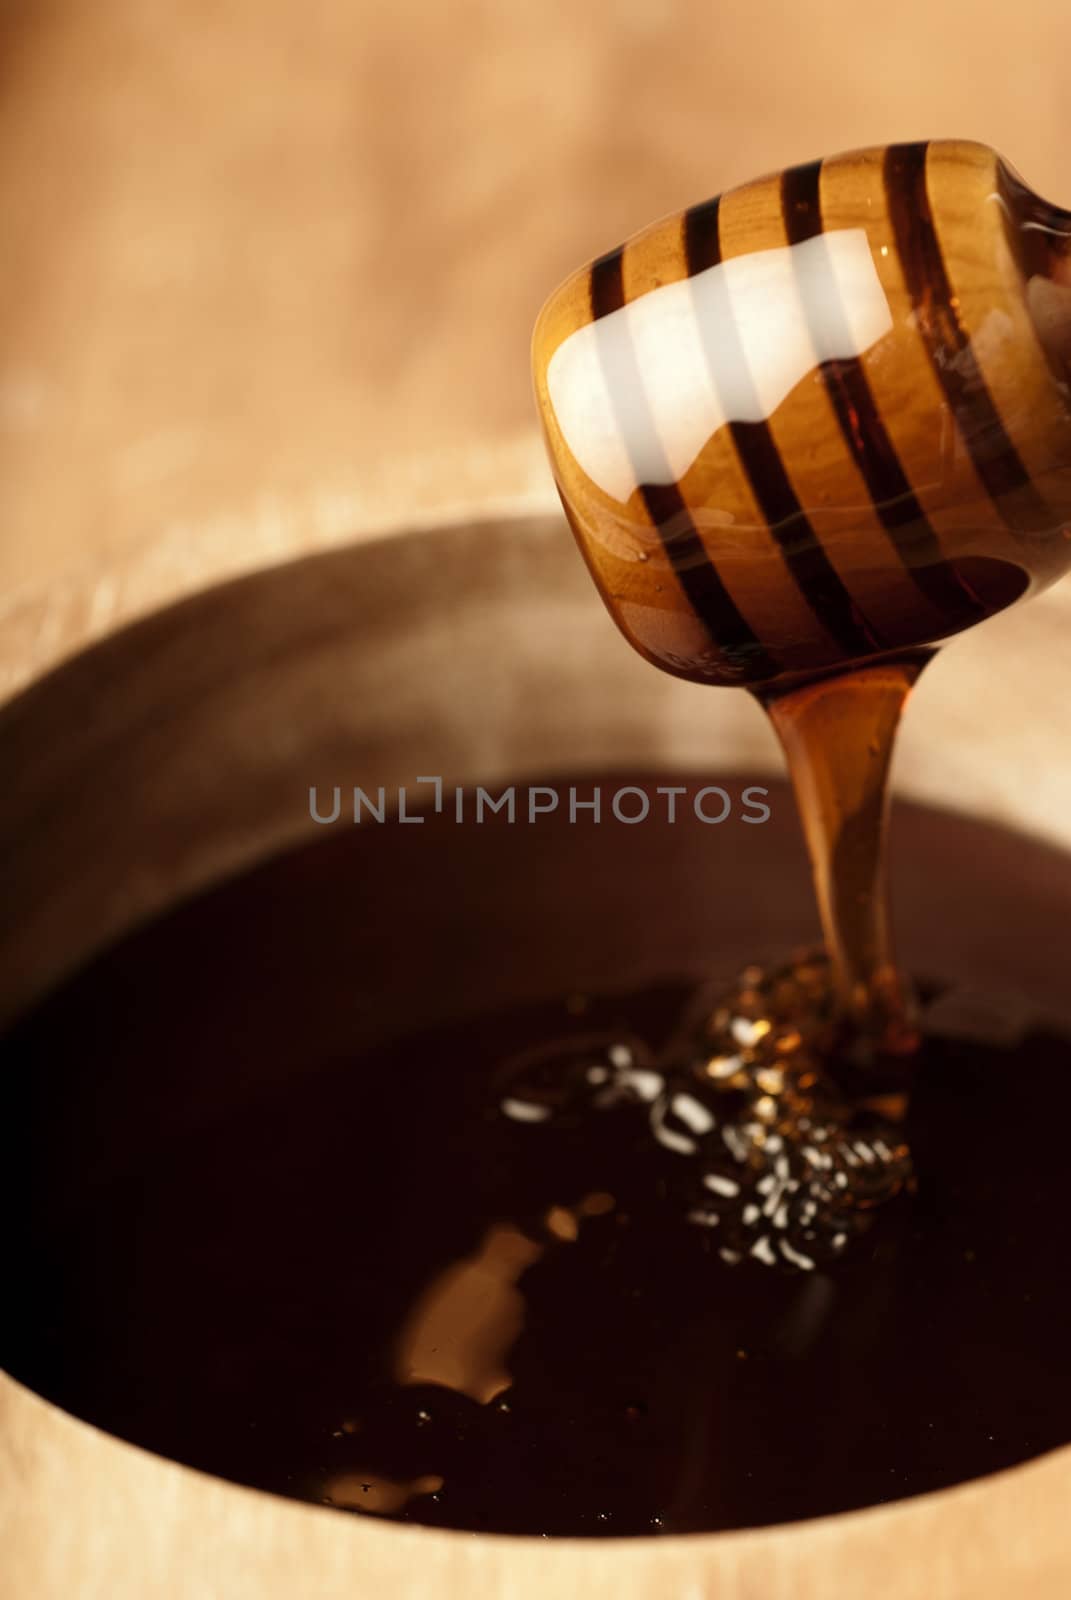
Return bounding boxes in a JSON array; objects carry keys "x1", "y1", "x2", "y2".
[{"x1": 0, "y1": 0, "x2": 1068, "y2": 689}]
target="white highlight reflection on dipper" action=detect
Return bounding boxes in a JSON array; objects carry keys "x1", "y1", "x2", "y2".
[{"x1": 546, "y1": 229, "x2": 893, "y2": 503}]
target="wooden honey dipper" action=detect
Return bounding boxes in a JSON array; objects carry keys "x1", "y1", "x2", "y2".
[{"x1": 532, "y1": 139, "x2": 1071, "y2": 1060}]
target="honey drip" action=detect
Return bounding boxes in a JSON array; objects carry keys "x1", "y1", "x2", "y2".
[{"x1": 756, "y1": 649, "x2": 932, "y2": 1059}]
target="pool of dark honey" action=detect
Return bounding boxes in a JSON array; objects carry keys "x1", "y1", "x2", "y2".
[{"x1": 4, "y1": 774, "x2": 1071, "y2": 1536}]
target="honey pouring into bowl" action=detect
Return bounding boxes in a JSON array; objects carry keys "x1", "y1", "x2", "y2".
[{"x1": 521, "y1": 138, "x2": 1071, "y2": 1269}]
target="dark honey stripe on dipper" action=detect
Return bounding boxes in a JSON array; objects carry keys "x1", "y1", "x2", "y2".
[
  {"x1": 588, "y1": 246, "x2": 776, "y2": 681},
  {"x1": 780, "y1": 157, "x2": 985, "y2": 625},
  {"x1": 682, "y1": 196, "x2": 885, "y2": 659},
  {"x1": 884, "y1": 141, "x2": 1055, "y2": 536}
]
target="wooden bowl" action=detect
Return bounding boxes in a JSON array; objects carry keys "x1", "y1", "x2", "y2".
[{"x1": 2, "y1": 506, "x2": 1071, "y2": 1597}]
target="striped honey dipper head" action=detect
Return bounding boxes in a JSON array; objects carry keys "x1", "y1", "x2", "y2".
[{"x1": 532, "y1": 140, "x2": 1071, "y2": 690}]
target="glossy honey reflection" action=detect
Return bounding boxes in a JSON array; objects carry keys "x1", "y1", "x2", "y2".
[{"x1": 533, "y1": 140, "x2": 1071, "y2": 689}]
